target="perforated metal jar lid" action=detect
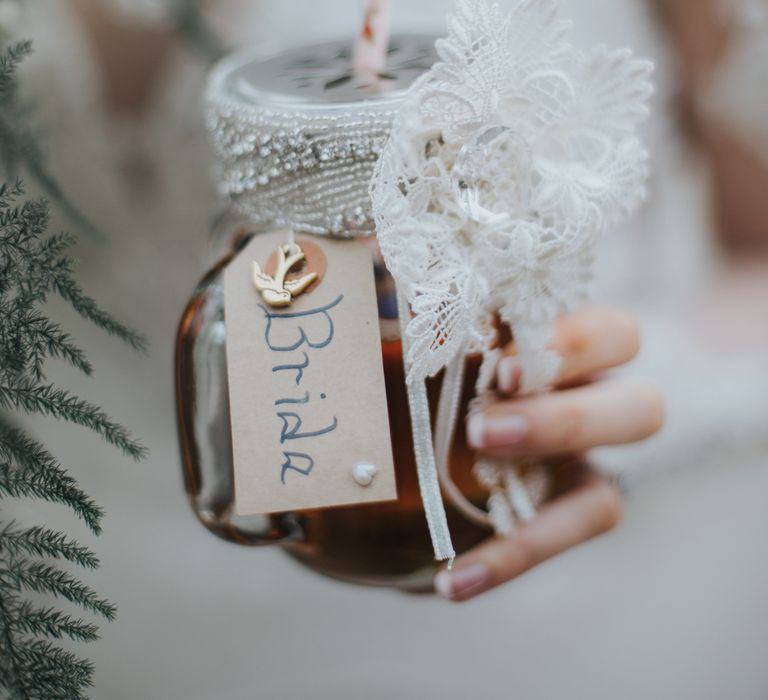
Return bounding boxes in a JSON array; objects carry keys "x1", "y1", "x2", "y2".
[{"x1": 206, "y1": 35, "x2": 437, "y2": 236}]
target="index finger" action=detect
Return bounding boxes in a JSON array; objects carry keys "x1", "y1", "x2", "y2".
[{"x1": 498, "y1": 307, "x2": 641, "y2": 393}]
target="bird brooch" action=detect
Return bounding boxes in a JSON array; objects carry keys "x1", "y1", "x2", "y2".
[{"x1": 252, "y1": 242, "x2": 318, "y2": 307}]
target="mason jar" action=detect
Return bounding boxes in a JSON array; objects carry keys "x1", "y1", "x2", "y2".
[{"x1": 175, "y1": 36, "x2": 559, "y2": 591}]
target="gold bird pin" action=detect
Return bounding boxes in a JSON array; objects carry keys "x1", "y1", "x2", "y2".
[{"x1": 252, "y1": 243, "x2": 318, "y2": 307}]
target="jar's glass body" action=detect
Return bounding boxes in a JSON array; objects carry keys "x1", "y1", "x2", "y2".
[
  {"x1": 181, "y1": 36, "x2": 564, "y2": 591},
  {"x1": 176, "y1": 225, "x2": 496, "y2": 590}
]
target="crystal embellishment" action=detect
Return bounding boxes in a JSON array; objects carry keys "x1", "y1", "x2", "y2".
[{"x1": 207, "y1": 103, "x2": 394, "y2": 237}]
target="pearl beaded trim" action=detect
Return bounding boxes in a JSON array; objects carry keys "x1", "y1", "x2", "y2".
[{"x1": 206, "y1": 98, "x2": 397, "y2": 237}]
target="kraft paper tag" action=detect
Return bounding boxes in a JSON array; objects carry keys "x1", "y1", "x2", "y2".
[{"x1": 224, "y1": 230, "x2": 397, "y2": 515}]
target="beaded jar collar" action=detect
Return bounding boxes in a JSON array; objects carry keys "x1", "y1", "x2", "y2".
[{"x1": 205, "y1": 35, "x2": 437, "y2": 237}]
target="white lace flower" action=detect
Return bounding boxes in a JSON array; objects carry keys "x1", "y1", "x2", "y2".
[{"x1": 371, "y1": 0, "x2": 653, "y2": 392}]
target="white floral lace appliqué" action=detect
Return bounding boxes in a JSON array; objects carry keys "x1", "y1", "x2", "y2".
[{"x1": 371, "y1": 0, "x2": 653, "y2": 393}]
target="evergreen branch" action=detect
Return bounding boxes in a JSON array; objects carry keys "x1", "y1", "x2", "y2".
[
  {"x1": 23, "y1": 310, "x2": 93, "y2": 378},
  {"x1": 0, "y1": 523, "x2": 99, "y2": 569},
  {"x1": 0, "y1": 380, "x2": 147, "y2": 461},
  {"x1": 0, "y1": 591, "x2": 28, "y2": 699},
  {"x1": 28, "y1": 232, "x2": 77, "y2": 271},
  {"x1": 14, "y1": 639, "x2": 94, "y2": 698},
  {"x1": 0, "y1": 113, "x2": 30, "y2": 191},
  {"x1": 7, "y1": 600, "x2": 100, "y2": 643},
  {"x1": 33, "y1": 230, "x2": 76, "y2": 262},
  {"x1": 0, "y1": 178, "x2": 24, "y2": 208},
  {"x1": 0, "y1": 306, "x2": 93, "y2": 381},
  {"x1": 0, "y1": 41, "x2": 104, "y2": 241},
  {"x1": 0, "y1": 40, "x2": 31, "y2": 98},
  {"x1": 0, "y1": 37, "x2": 149, "y2": 693},
  {"x1": 0, "y1": 463, "x2": 103, "y2": 534},
  {"x1": 0, "y1": 423, "x2": 103, "y2": 533},
  {"x1": 23, "y1": 157, "x2": 103, "y2": 242},
  {"x1": 0, "y1": 182, "x2": 48, "y2": 239},
  {"x1": 5, "y1": 559, "x2": 117, "y2": 621},
  {"x1": 49, "y1": 271, "x2": 147, "y2": 352}
]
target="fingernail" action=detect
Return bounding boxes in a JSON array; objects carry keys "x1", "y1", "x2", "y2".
[
  {"x1": 497, "y1": 356, "x2": 521, "y2": 393},
  {"x1": 467, "y1": 412, "x2": 528, "y2": 449},
  {"x1": 434, "y1": 563, "x2": 491, "y2": 601},
  {"x1": 467, "y1": 412, "x2": 485, "y2": 448}
]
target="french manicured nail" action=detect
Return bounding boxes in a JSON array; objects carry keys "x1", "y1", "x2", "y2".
[
  {"x1": 434, "y1": 563, "x2": 491, "y2": 601},
  {"x1": 497, "y1": 356, "x2": 521, "y2": 393},
  {"x1": 467, "y1": 411, "x2": 529, "y2": 449}
]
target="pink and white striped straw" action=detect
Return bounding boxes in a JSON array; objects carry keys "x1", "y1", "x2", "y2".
[{"x1": 352, "y1": 0, "x2": 393, "y2": 80}]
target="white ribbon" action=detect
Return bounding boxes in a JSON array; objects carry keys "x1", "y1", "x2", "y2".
[
  {"x1": 398, "y1": 296, "x2": 539, "y2": 562},
  {"x1": 434, "y1": 352, "x2": 491, "y2": 527},
  {"x1": 396, "y1": 291, "x2": 455, "y2": 563},
  {"x1": 433, "y1": 348, "x2": 538, "y2": 543}
]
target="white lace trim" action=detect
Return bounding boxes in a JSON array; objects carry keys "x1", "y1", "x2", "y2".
[
  {"x1": 371, "y1": 0, "x2": 653, "y2": 393},
  {"x1": 370, "y1": 0, "x2": 653, "y2": 556}
]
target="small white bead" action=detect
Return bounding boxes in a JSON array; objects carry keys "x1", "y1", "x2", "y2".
[{"x1": 352, "y1": 463, "x2": 378, "y2": 487}]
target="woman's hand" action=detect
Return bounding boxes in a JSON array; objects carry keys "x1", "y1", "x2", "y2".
[{"x1": 434, "y1": 307, "x2": 664, "y2": 602}]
